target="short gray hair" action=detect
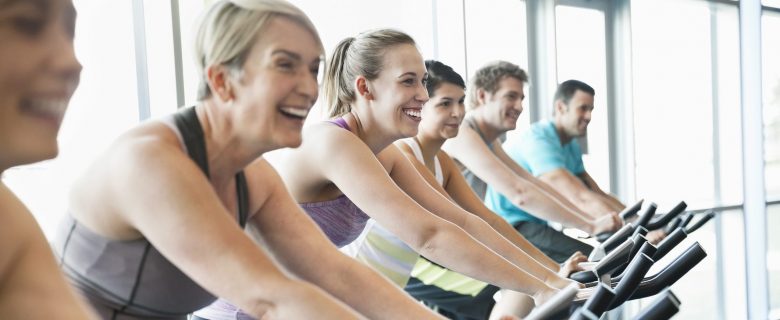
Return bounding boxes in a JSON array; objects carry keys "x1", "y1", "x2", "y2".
[
  {"x1": 467, "y1": 61, "x2": 528, "y2": 109},
  {"x1": 194, "y1": 0, "x2": 322, "y2": 101}
]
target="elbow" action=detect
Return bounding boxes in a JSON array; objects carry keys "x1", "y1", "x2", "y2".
[{"x1": 412, "y1": 223, "x2": 447, "y2": 257}]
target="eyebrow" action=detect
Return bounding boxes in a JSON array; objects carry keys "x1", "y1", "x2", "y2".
[
  {"x1": 0, "y1": 0, "x2": 46, "y2": 10},
  {"x1": 398, "y1": 72, "x2": 428, "y2": 78},
  {"x1": 272, "y1": 49, "x2": 322, "y2": 65}
]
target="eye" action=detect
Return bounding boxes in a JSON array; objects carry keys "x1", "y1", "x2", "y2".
[
  {"x1": 440, "y1": 101, "x2": 451, "y2": 107},
  {"x1": 13, "y1": 16, "x2": 45, "y2": 36},
  {"x1": 402, "y1": 78, "x2": 415, "y2": 86},
  {"x1": 275, "y1": 59, "x2": 296, "y2": 72},
  {"x1": 421, "y1": 77, "x2": 429, "y2": 86}
]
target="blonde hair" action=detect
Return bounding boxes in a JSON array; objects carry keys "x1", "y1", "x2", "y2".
[
  {"x1": 467, "y1": 61, "x2": 528, "y2": 110},
  {"x1": 194, "y1": 0, "x2": 323, "y2": 100},
  {"x1": 322, "y1": 29, "x2": 416, "y2": 118}
]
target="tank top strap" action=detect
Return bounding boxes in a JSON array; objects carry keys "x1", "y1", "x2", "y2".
[
  {"x1": 400, "y1": 138, "x2": 444, "y2": 185},
  {"x1": 327, "y1": 117, "x2": 351, "y2": 130},
  {"x1": 173, "y1": 107, "x2": 249, "y2": 228}
]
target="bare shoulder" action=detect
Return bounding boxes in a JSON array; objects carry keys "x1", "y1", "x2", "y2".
[{"x1": 0, "y1": 183, "x2": 39, "y2": 270}]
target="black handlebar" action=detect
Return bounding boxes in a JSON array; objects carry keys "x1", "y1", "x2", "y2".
[
  {"x1": 630, "y1": 242, "x2": 707, "y2": 300},
  {"x1": 620, "y1": 199, "x2": 645, "y2": 220},
  {"x1": 685, "y1": 210, "x2": 715, "y2": 234},
  {"x1": 634, "y1": 289, "x2": 681, "y2": 320},
  {"x1": 646, "y1": 201, "x2": 687, "y2": 230}
]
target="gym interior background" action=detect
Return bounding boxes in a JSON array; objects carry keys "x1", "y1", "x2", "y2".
[{"x1": 2, "y1": 0, "x2": 779, "y2": 318}]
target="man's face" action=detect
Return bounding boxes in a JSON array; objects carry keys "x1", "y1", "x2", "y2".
[
  {"x1": 556, "y1": 89, "x2": 594, "y2": 138},
  {"x1": 481, "y1": 77, "x2": 525, "y2": 132}
]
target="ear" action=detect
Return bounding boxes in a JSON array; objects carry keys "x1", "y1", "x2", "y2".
[
  {"x1": 355, "y1": 76, "x2": 373, "y2": 100},
  {"x1": 476, "y1": 88, "x2": 488, "y2": 105},
  {"x1": 206, "y1": 64, "x2": 235, "y2": 102},
  {"x1": 554, "y1": 99, "x2": 567, "y2": 116}
]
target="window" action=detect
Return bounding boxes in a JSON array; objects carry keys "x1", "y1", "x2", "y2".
[
  {"x1": 631, "y1": 0, "x2": 716, "y2": 210},
  {"x1": 464, "y1": 0, "x2": 530, "y2": 129},
  {"x1": 555, "y1": 5, "x2": 611, "y2": 191},
  {"x1": 763, "y1": 12, "x2": 780, "y2": 200}
]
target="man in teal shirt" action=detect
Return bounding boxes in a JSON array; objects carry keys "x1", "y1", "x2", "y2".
[{"x1": 485, "y1": 80, "x2": 624, "y2": 259}]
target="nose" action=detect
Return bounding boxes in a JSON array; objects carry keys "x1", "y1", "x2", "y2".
[
  {"x1": 297, "y1": 68, "x2": 319, "y2": 105},
  {"x1": 453, "y1": 103, "x2": 465, "y2": 119},
  {"x1": 416, "y1": 82, "x2": 429, "y2": 103},
  {"x1": 51, "y1": 25, "x2": 82, "y2": 84}
]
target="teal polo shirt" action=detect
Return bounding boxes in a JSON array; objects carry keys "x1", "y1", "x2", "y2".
[{"x1": 484, "y1": 119, "x2": 585, "y2": 225}]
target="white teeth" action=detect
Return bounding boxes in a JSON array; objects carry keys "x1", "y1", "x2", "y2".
[
  {"x1": 27, "y1": 98, "x2": 68, "y2": 117},
  {"x1": 280, "y1": 106, "x2": 309, "y2": 118},
  {"x1": 404, "y1": 109, "x2": 421, "y2": 119}
]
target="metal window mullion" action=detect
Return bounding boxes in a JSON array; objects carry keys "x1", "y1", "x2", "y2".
[
  {"x1": 739, "y1": 0, "x2": 769, "y2": 319},
  {"x1": 526, "y1": 0, "x2": 558, "y2": 122},
  {"x1": 171, "y1": 0, "x2": 185, "y2": 108},
  {"x1": 132, "y1": 0, "x2": 151, "y2": 121},
  {"x1": 605, "y1": 0, "x2": 636, "y2": 201},
  {"x1": 708, "y1": 5, "x2": 727, "y2": 320}
]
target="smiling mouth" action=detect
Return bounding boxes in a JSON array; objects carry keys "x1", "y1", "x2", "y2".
[
  {"x1": 403, "y1": 108, "x2": 421, "y2": 121},
  {"x1": 20, "y1": 97, "x2": 69, "y2": 127},
  {"x1": 279, "y1": 106, "x2": 310, "y2": 120}
]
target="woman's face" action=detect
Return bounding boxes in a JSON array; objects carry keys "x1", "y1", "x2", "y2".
[
  {"x1": 365, "y1": 44, "x2": 428, "y2": 138},
  {"x1": 419, "y1": 82, "x2": 465, "y2": 141},
  {"x1": 0, "y1": 0, "x2": 81, "y2": 169},
  {"x1": 229, "y1": 16, "x2": 322, "y2": 150}
]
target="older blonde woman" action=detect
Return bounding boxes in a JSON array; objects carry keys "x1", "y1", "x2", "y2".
[{"x1": 54, "y1": 1, "x2": 439, "y2": 319}]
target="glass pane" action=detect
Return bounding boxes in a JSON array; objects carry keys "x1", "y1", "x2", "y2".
[
  {"x1": 763, "y1": 13, "x2": 780, "y2": 199},
  {"x1": 2, "y1": 0, "x2": 140, "y2": 238},
  {"x1": 769, "y1": 204, "x2": 780, "y2": 310},
  {"x1": 143, "y1": 0, "x2": 178, "y2": 118},
  {"x1": 178, "y1": 0, "x2": 207, "y2": 109},
  {"x1": 464, "y1": 0, "x2": 530, "y2": 129},
  {"x1": 631, "y1": 0, "x2": 716, "y2": 209},
  {"x1": 288, "y1": 0, "x2": 435, "y2": 121},
  {"x1": 764, "y1": 0, "x2": 780, "y2": 8},
  {"x1": 555, "y1": 5, "x2": 610, "y2": 192}
]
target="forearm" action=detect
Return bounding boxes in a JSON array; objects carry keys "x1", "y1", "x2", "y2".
[
  {"x1": 460, "y1": 214, "x2": 561, "y2": 281},
  {"x1": 418, "y1": 222, "x2": 554, "y2": 296},
  {"x1": 483, "y1": 215, "x2": 561, "y2": 272},
  {"x1": 572, "y1": 191, "x2": 616, "y2": 218},
  {"x1": 308, "y1": 254, "x2": 442, "y2": 320},
  {"x1": 504, "y1": 182, "x2": 595, "y2": 233}
]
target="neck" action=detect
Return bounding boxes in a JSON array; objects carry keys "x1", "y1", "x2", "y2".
[
  {"x1": 415, "y1": 133, "x2": 445, "y2": 166},
  {"x1": 197, "y1": 100, "x2": 267, "y2": 187},
  {"x1": 553, "y1": 118, "x2": 573, "y2": 145},
  {"x1": 346, "y1": 105, "x2": 403, "y2": 155},
  {"x1": 470, "y1": 108, "x2": 505, "y2": 142}
]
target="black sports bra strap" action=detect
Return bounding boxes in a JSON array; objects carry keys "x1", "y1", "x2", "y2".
[
  {"x1": 173, "y1": 107, "x2": 210, "y2": 178},
  {"x1": 236, "y1": 172, "x2": 249, "y2": 228},
  {"x1": 173, "y1": 106, "x2": 249, "y2": 228}
]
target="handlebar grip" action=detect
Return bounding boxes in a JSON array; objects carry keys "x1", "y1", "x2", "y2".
[
  {"x1": 646, "y1": 201, "x2": 687, "y2": 230},
  {"x1": 685, "y1": 210, "x2": 716, "y2": 234},
  {"x1": 620, "y1": 199, "x2": 645, "y2": 220}
]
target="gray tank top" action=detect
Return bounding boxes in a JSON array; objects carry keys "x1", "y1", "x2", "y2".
[
  {"x1": 454, "y1": 117, "x2": 495, "y2": 200},
  {"x1": 54, "y1": 107, "x2": 249, "y2": 319}
]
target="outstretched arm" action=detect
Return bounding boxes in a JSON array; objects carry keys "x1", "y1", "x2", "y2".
[
  {"x1": 539, "y1": 169, "x2": 619, "y2": 216},
  {"x1": 443, "y1": 127, "x2": 609, "y2": 234},
  {"x1": 579, "y1": 171, "x2": 625, "y2": 212},
  {"x1": 246, "y1": 159, "x2": 442, "y2": 320},
  {"x1": 381, "y1": 145, "x2": 572, "y2": 290},
  {"x1": 308, "y1": 128, "x2": 556, "y2": 301}
]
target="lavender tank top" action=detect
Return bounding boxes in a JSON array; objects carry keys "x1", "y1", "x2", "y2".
[{"x1": 301, "y1": 117, "x2": 371, "y2": 247}]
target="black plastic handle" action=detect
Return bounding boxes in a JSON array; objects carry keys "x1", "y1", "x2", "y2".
[
  {"x1": 601, "y1": 225, "x2": 636, "y2": 253},
  {"x1": 620, "y1": 199, "x2": 645, "y2": 221},
  {"x1": 634, "y1": 289, "x2": 680, "y2": 320},
  {"x1": 679, "y1": 213, "x2": 694, "y2": 229},
  {"x1": 664, "y1": 216, "x2": 683, "y2": 234},
  {"x1": 631, "y1": 242, "x2": 707, "y2": 300},
  {"x1": 571, "y1": 240, "x2": 633, "y2": 283},
  {"x1": 582, "y1": 283, "x2": 616, "y2": 316},
  {"x1": 652, "y1": 227, "x2": 688, "y2": 261},
  {"x1": 646, "y1": 201, "x2": 687, "y2": 230},
  {"x1": 685, "y1": 210, "x2": 716, "y2": 234},
  {"x1": 608, "y1": 253, "x2": 655, "y2": 309},
  {"x1": 635, "y1": 202, "x2": 658, "y2": 229}
]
